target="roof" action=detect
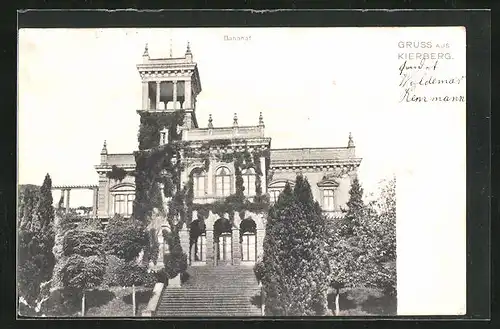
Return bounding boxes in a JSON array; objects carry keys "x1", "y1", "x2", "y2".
[
  {"x1": 97, "y1": 146, "x2": 359, "y2": 169},
  {"x1": 270, "y1": 147, "x2": 353, "y2": 162}
]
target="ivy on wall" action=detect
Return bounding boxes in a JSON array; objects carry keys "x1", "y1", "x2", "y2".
[
  {"x1": 106, "y1": 165, "x2": 128, "y2": 182},
  {"x1": 133, "y1": 109, "x2": 270, "y2": 273},
  {"x1": 137, "y1": 111, "x2": 185, "y2": 150}
]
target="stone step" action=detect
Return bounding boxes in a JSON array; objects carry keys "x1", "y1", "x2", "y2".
[
  {"x1": 156, "y1": 265, "x2": 261, "y2": 317},
  {"x1": 158, "y1": 304, "x2": 259, "y2": 308},
  {"x1": 157, "y1": 306, "x2": 261, "y2": 312},
  {"x1": 155, "y1": 312, "x2": 262, "y2": 317},
  {"x1": 158, "y1": 304, "x2": 259, "y2": 309},
  {"x1": 162, "y1": 293, "x2": 260, "y2": 299}
]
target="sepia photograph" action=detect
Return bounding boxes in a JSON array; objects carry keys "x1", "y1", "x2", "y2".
[{"x1": 17, "y1": 26, "x2": 466, "y2": 318}]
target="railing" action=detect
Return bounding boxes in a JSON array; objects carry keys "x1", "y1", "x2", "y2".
[
  {"x1": 183, "y1": 126, "x2": 264, "y2": 141},
  {"x1": 141, "y1": 283, "x2": 165, "y2": 317}
]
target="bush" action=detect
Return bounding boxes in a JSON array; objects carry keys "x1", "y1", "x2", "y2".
[
  {"x1": 142, "y1": 272, "x2": 157, "y2": 288},
  {"x1": 40, "y1": 287, "x2": 81, "y2": 316},
  {"x1": 338, "y1": 308, "x2": 372, "y2": 316},
  {"x1": 63, "y1": 229, "x2": 104, "y2": 257},
  {"x1": 152, "y1": 268, "x2": 169, "y2": 284},
  {"x1": 103, "y1": 255, "x2": 126, "y2": 287},
  {"x1": 163, "y1": 252, "x2": 188, "y2": 279},
  {"x1": 253, "y1": 259, "x2": 265, "y2": 284}
]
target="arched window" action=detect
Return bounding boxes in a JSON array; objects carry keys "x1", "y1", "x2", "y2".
[
  {"x1": 215, "y1": 167, "x2": 231, "y2": 197},
  {"x1": 267, "y1": 180, "x2": 295, "y2": 204},
  {"x1": 192, "y1": 169, "x2": 206, "y2": 197},
  {"x1": 240, "y1": 218, "x2": 257, "y2": 262},
  {"x1": 242, "y1": 168, "x2": 256, "y2": 196}
]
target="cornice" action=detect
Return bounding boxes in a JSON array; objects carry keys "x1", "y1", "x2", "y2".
[{"x1": 270, "y1": 158, "x2": 362, "y2": 168}]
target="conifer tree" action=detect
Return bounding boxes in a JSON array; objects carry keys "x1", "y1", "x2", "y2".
[
  {"x1": 261, "y1": 177, "x2": 330, "y2": 316},
  {"x1": 327, "y1": 175, "x2": 370, "y2": 315},
  {"x1": 18, "y1": 175, "x2": 56, "y2": 313}
]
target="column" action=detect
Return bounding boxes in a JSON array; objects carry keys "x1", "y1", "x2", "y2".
[
  {"x1": 256, "y1": 229, "x2": 265, "y2": 259},
  {"x1": 207, "y1": 158, "x2": 213, "y2": 196},
  {"x1": 65, "y1": 189, "x2": 71, "y2": 214},
  {"x1": 157, "y1": 230, "x2": 165, "y2": 267},
  {"x1": 179, "y1": 223, "x2": 190, "y2": 257},
  {"x1": 260, "y1": 156, "x2": 267, "y2": 194},
  {"x1": 173, "y1": 81, "x2": 178, "y2": 110},
  {"x1": 92, "y1": 187, "x2": 98, "y2": 218},
  {"x1": 205, "y1": 230, "x2": 214, "y2": 266},
  {"x1": 231, "y1": 227, "x2": 241, "y2": 265},
  {"x1": 184, "y1": 79, "x2": 192, "y2": 109},
  {"x1": 98, "y1": 174, "x2": 107, "y2": 218},
  {"x1": 155, "y1": 81, "x2": 161, "y2": 110},
  {"x1": 142, "y1": 81, "x2": 149, "y2": 110}
]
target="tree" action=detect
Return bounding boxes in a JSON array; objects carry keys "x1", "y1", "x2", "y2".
[
  {"x1": 260, "y1": 176, "x2": 330, "y2": 316},
  {"x1": 61, "y1": 220, "x2": 106, "y2": 316},
  {"x1": 327, "y1": 175, "x2": 369, "y2": 315},
  {"x1": 327, "y1": 176, "x2": 397, "y2": 315},
  {"x1": 362, "y1": 177, "x2": 396, "y2": 297},
  {"x1": 114, "y1": 261, "x2": 150, "y2": 316},
  {"x1": 103, "y1": 214, "x2": 149, "y2": 315},
  {"x1": 104, "y1": 215, "x2": 148, "y2": 262},
  {"x1": 18, "y1": 184, "x2": 40, "y2": 231},
  {"x1": 18, "y1": 175, "x2": 56, "y2": 314}
]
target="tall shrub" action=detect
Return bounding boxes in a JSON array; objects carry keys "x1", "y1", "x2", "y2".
[
  {"x1": 260, "y1": 176, "x2": 330, "y2": 316},
  {"x1": 61, "y1": 220, "x2": 106, "y2": 316},
  {"x1": 18, "y1": 175, "x2": 56, "y2": 314}
]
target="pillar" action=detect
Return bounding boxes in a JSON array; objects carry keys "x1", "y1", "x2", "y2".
[
  {"x1": 157, "y1": 229, "x2": 165, "y2": 267},
  {"x1": 256, "y1": 229, "x2": 265, "y2": 259},
  {"x1": 205, "y1": 230, "x2": 214, "y2": 266},
  {"x1": 231, "y1": 227, "x2": 241, "y2": 265},
  {"x1": 255, "y1": 213, "x2": 266, "y2": 259},
  {"x1": 179, "y1": 223, "x2": 190, "y2": 256},
  {"x1": 260, "y1": 156, "x2": 267, "y2": 194},
  {"x1": 172, "y1": 81, "x2": 178, "y2": 110},
  {"x1": 207, "y1": 158, "x2": 213, "y2": 196},
  {"x1": 92, "y1": 187, "x2": 98, "y2": 218},
  {"x1": 98, "y1": 174, "x2": 107, "y2": 218},
  {"x1": 155, "y1": 81, "x2": 161, "y2": 109},
  {"x1": 184, "y1": 79, "x2": 192, "y2": 109},
  {"x1": 142, "y1": 81, "x2": 149, "y2": 110},
  {"x1": 65, "y1": 189, "x2": 71, "y2": 214}
]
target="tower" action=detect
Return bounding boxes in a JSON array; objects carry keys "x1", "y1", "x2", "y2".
[{"x1": 136, "y1": 42, "x2": 202, "y2": 130}]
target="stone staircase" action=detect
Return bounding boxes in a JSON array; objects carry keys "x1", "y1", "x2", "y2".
[{"x1": 155, "y1": 265, "x2": 262, "y2": 317}]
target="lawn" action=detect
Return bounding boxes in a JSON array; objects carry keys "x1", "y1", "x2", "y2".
[{"x1": 39, "y1": 286, "x2": 154, "y2": 317}]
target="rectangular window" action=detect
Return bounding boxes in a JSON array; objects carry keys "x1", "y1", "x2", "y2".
[
  {"x1": 244, "y1": 175, "x2": 256, "y2": 196},
  {"x1": 127, "y1": 194, "x2": 135, "y2": 216},
  {"x1": 242, "y1": 234, "x2": 256, "y2": 261},
  {"x1": 219, "y1": 235, "x2": 232, "y2": 261},
  {"x1": 323, "y1": 189, "x2": 335, "y2": 211},
  {"x1": 195, "y1": 176, "x2": 205, "y2": 197},
  {"x1": 217, "y1": 177, "x2": 231, "y2": 197},
  {"x1": 114, "y1": 194, "x2": 133, "y2": 217},
  {"x1": 270, "y1": 189, "x2": 281, "y2": 203}
]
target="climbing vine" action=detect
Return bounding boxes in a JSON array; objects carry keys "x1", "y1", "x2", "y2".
[
  {"x1": 106, "y1": 165, "x2": 128, "y2": 182},
  {"x1": 133, "y1": 109, "x2": 270, "y2": 274},
  {"x1": 137, "y1": 110, "x2": 185, "y2": 150}
]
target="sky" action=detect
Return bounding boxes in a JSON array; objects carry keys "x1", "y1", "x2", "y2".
[
  {"x1": 18, "y1": 27, "x2": 466, "y2": 315},
  {"x1": 19, "y1": 27, "x2": 408, "y2": 205}
]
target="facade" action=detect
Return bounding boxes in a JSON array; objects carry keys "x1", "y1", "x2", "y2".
[{"x1": 89, "y1": 43, "x2": 362, "y2": 267}]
